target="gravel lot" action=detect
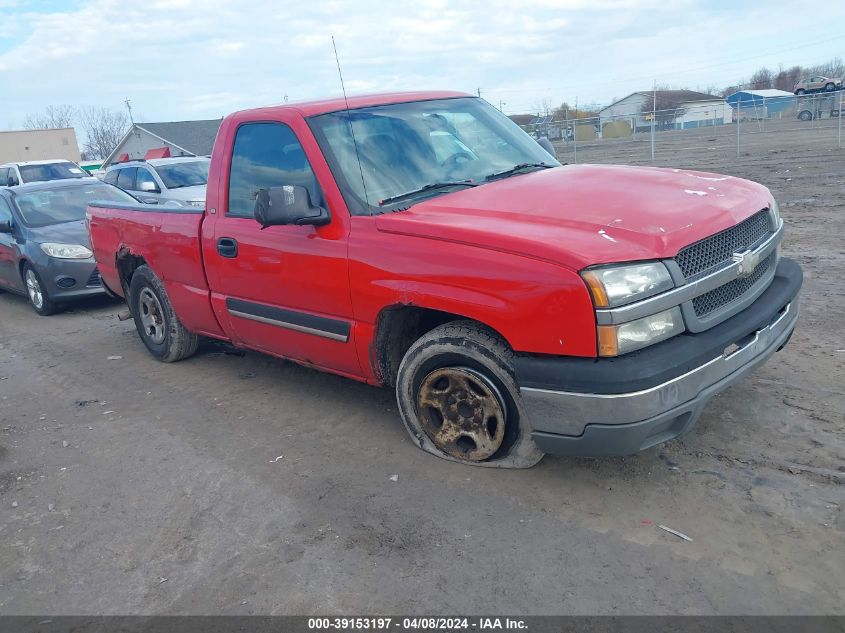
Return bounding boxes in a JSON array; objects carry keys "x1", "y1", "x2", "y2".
[{"x1": 1, "y1": 121, "x2": 843, "y2": 615}]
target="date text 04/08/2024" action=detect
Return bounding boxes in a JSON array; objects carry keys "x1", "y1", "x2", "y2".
[{"x1": 307, "y1": 618, "x2": 528, "y2": 630}]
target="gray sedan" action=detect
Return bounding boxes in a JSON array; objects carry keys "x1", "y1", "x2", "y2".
[{"x1": 0, "y1": 179, "x2": 137, "y2": 315}]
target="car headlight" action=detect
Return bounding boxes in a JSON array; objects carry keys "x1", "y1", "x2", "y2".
[
  {"x1": 597, "y1": 307, "x2": 685, "y2": 356},
  {"x1": 183, "y1": 200, "x2": 205, "y2": 207},
  {"x1": 769, "y1": 199, "x2": 780, "y2": 229},
  {"x1": 40, "y1": 243, "x2": 93, "y2": 259},
  {"x1": 581, "y1": 262, "x2": 673, "y2": 308}
]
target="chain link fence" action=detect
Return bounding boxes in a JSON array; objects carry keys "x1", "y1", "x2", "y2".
[{"x1": 522, "y1": 91, "x2": 845, "y2": 166}]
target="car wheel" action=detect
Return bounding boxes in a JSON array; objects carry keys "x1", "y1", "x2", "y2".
[
  {"x1": 128, "y1": 265, "x2": 198, "y2": 362},
  {"x1": 795, "y1": 89, "x2": 806, "y2": 95},
  {"x1": 23, "y1": 264, "x2": 58, "y2": 316},
  {"x1": 824, "y1": 83, "x2": 835, "y2": 92},
  {"x1": 798, "y1": 110, "x2": 813, "y2": 121},
  {"x1": 395, "y1": 320, "x2": 544, "y2": 468}
]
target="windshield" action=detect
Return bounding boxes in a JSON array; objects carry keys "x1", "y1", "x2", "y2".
[
  {"x1": 13, "y1": 183, "x2": 136, "y2": 228},
  {"x1": 309, "y1": 97, "x2": 559, "y2": 214},
  {"x1": 19, "y1": 162, "x2": 87, "y2": 183},
  {"x1": 154, "y1": 160, "x2": 209, "y2": 189}
]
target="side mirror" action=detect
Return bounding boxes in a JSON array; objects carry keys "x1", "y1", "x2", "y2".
[
  {"x1": 0, "y1": 220, "x2": 12, "y2": 234},
  {"x1": 254, "y1": 186, "x2": 329, "y2": 228},
  {"x1": 139, "y1": 181, "x2": 160, "y2": 193},
  {"x1": 536, "y1": 136, "x2": 556, "y2": 159}
]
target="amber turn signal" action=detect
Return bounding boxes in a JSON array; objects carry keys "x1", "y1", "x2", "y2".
[
  {"x1": 581, "y1": 270, "x2": 610, "y2": 308},
  {"x1": 596, "y1": 325, "x2": 618, "y2": 357}
]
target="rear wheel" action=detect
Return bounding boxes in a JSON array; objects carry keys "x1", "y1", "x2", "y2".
[
  {"x1": 798, "y1": 110, "x2": 813, "y2": 121},
  {"x1": 128, "y1": 265, "x2": 198, "y2": 362},
  {"x1": 395, "y1": 320, "x2": 543, "y2": 468},
  {"x1": 23, "y1": 264, "x2": 58, "y2": 316},
  {"x1": 795, "y1": 88, "x2": 806, "y2": 95},
  {"x1": 824, "y1": 83, "x2": 835, "y2": 92}
]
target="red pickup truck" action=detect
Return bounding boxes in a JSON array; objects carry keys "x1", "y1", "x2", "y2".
[{"x1": 87, "y1": 91, "x2": 802, "y2": 468}]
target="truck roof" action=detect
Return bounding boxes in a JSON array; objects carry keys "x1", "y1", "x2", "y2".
[{"x1": 236, "y1": 90, "x2": 471, "y2": 118}]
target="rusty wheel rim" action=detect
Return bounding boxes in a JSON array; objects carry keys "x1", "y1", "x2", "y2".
[{"x1": 416, "y1": 366, "x2": 507, "y2": 461}]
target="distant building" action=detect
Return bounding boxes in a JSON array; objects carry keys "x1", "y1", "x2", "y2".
[
  {"x1": 725, "y1": 89, "x2": 797, "y2": 118},
  {"x1": 599, "y1": 90, "x2": 724, "y2": 131},
  {"x1": 0, "y1": 128, "x2": 81, "y2": 163},
  {"x1": 103, "y1": 119, "x2": 222, "y2": 168}
]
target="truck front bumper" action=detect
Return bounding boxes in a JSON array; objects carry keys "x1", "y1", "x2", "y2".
[{"x1": 514, "y1": 258, "x2": 802, "y2": 457}]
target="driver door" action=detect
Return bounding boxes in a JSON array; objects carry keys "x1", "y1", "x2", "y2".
[{"x1": 202, "y1": 120, "x2": 360, "y2": 376}]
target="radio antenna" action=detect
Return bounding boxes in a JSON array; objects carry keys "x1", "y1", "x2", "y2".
[{"x1": 331, "y1": 36, "x2": 370, "y2": 211}]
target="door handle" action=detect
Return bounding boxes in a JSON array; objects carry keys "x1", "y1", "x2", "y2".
[{"x1": 217, "y1": 237, "x2": 238, "y2": 258}]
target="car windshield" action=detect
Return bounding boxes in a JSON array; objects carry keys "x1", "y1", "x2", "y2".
[
  {"x1": 13, "y1": 183, "x2": 136, "y2": 228},
  {"x1": 154, "y1": 160, "x2": 209, "y2": 189},
  {"x1": 309, "y1": 97, "x2": 559, "y2": 214},
  {"x1": 19, "y1": 163, "x2": 87, "y2": 183}
]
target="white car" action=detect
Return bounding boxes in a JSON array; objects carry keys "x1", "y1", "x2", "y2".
[
  {"x1": 103, "y1": 157, "x2": 209, "y2": 207},
  {"x1": 0, "y1": 160, "x2": 90, "y2": 186}
]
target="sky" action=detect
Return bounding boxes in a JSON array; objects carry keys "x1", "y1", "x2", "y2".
[{"x1": 2, "y1": 0, "x2": 845, "y2": 129}]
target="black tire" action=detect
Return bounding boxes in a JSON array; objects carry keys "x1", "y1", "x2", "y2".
[
  {"x1": 395, "y1": 320, "x2": 543, "y2": 468},
  {"x1": 128, "y1": 265, "x2": 198, "y2": 362},
  {"x1": 798, "y1": 110, "x2": 813, "y2": 121},
  {"x1": 824, "y1": 83, "x2": 835, "y2": 92},
  {"x1": 795, "y1": 89, "x2": 806, "y2": 95},
  {"x1": 22, "y1": 264, "x2": 59, "y2": 316}
]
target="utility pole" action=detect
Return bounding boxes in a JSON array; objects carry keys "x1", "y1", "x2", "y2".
[
  {"x1": 650, "y1": 81, "x2": 656, "y2": 162},
  {"x1": 477, "y1": 87, "x2": 481, "y2": 97},
  {"x1": 124, "y1": 98, "x2": 135, "y2": 126},
  {"x1": 498, "y1": 99, "x2": 506, "y2": 112},
  {"x1": 839, "y1": 89, "x2": 843, "y2": 150},
  {"x1": 574, "y1": 96, "x2": 578, "y2": 164}
]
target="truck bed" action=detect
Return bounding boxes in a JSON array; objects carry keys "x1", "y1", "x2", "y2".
[{"x1": 87, "y1": 201, "x2": 224, "y2": 338}]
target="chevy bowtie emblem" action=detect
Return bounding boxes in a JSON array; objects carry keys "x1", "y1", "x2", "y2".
[{"x1": 733, "y1": 250, "x2": 760, "y2": 278}]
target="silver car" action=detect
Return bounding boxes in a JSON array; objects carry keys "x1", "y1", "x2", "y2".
[{"x1": 103, "y1": 157, "x2": 209, "y2": 208}]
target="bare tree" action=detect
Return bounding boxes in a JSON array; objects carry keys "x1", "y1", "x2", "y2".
[
  {"x1": 23, "y1": 105, "x2": 76, "y2": 130},
  {"x1": 749, "y1": 68, "x2": 774, "y2": 90},
  {"x1": 77, "y1": 107, "x2": 129, "y2": 160},
  {"x1": 640, "y1": 86, "x2": 688, "y2": 127}
]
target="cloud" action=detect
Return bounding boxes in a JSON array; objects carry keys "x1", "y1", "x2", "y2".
[{"x1": 0, "y1": 0, "x2": 843, "y2": 129}]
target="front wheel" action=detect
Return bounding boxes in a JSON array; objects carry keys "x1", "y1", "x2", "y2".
[
  {"x1": 395, "y1": 320, "x2": 543, "y2": 468},
  {"x1": 23, "y1": 264, "x2": 58, "y2": 316},
  {"x1": 128, "y1": 265, "x2": 198, "y2": 362},
  {"x1": 795, "y1": 89, "x2": 806, "y2": 95},
  {"x1": 824, "y1": 83, "x2": 836, "y2": 92}
]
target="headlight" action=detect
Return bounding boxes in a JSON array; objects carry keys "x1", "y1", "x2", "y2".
[
  {"x1": 769, "y1": 199, "x2": 780, "y2": 229},
  {"x1": 184, "y1": 200, "x2": 205, "y2": 207},
  {"x1": 40, "y1": 243, "x2": 93, "y2": 259},
  {"x1": 581, "y1": 262, "x2": 673, "y2": 307},
  {"x1": 597, "y1": 307, "x2": 685, "y2": 356}
]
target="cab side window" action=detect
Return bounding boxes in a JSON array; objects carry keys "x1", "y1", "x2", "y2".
[
  {"x1": 117, "y1": 167, "x2": 137, "y2": 190},
  {"x1": 0, "y1": 197, "x2": 12, "y2": 223},
  {"x1": 104, "y1": 170, "x2": 119, "y2": 185},
  {"x1": 227, "y1": 122, "x2": 323, "y2": 218}
]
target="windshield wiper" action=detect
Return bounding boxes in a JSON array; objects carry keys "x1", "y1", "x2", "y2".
[
  {"x1": 484, "y1": 162, "x2": 552, "y2": 182},
  {"x1": 378, "y1": 181, "x2": 478, "y2": 207}
]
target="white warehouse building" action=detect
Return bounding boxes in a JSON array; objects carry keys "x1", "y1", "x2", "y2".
[{"x1": 599, "y1": 90, "x2": 730, "y2": 132}]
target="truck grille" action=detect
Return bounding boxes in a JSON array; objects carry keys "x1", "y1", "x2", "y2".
[
  {"x1": 86, "y1": 268, "x2": 102, "y2": 287},
  {"x1": 676, "y1": 209, "x2": 773, "y2": 279},
  {"x1": 692, "y1": 252, "x2": 776, "y2": 317}
]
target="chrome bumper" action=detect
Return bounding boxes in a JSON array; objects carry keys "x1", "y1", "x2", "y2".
[{"x1": 521, "y1": 300, "x2": 798, "y2": 455}]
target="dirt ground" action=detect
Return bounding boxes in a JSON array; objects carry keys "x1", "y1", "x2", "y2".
[{"x1": 1, "y1": 122, "x2": 843, "y2": 615}]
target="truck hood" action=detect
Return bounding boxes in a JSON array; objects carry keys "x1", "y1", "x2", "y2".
[{"x1": 374, "y1": 164, "x2": 774, "y2": 270}]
